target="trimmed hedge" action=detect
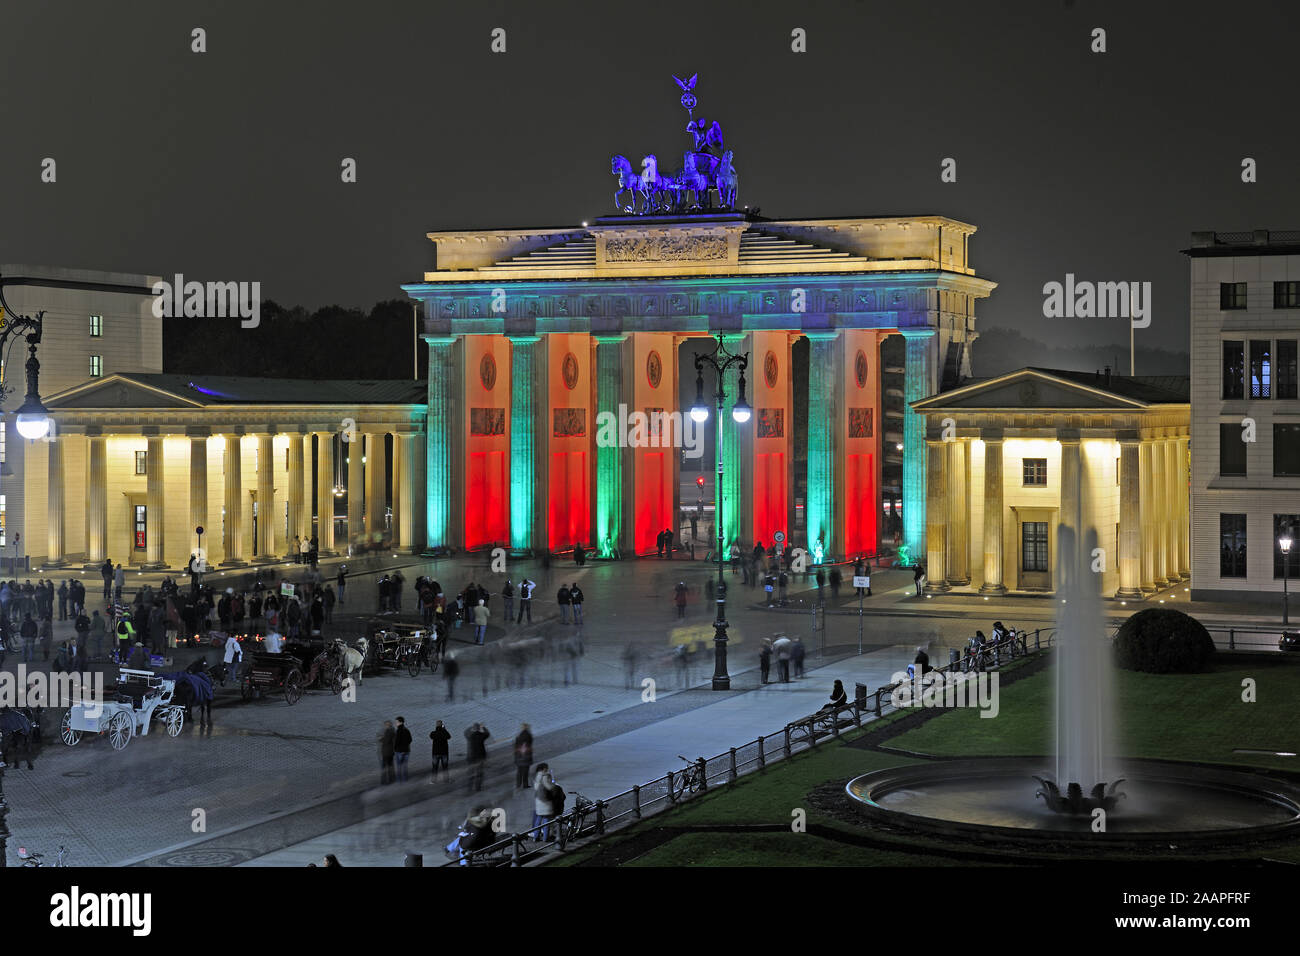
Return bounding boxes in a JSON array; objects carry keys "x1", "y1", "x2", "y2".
[{"x1": 1113, "y1": 608, "x2": 1215, "y2": 673}]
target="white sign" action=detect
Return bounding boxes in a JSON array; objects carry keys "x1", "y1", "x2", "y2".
[
  {"x1": 853, "y1": 576, "x2": 871, "y2": 588},
  {"x1": 774, "y1": 532, "x2": 785, "y2": 544},
  {"x1": 280, "y1": 582, "x2": 295, "y2": 597}
]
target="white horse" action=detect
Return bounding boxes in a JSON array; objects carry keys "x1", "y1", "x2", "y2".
[
  {"x1": 714, "y1": 150, "x2": 738, "y2": 208},
  {"x1": 611, "y1": 155, "x2": 644, "y2": 213},
  {"x1": 334, "y1": 636, "x2": 368, "y2": 687}
]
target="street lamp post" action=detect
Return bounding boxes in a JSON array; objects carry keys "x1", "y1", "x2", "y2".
[
  {"x1": 691, "y1": 336, "x2": 750, "y2": 691},
  {"x1": 1281, "y1": 535, "x2": 1293, "y2": 625},
  {"x1": 0, "y1": 273, "x2": 51, "y2": 442}
]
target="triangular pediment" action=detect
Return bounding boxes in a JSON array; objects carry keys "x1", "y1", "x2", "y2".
[
  {"x1": 44, "y1": 375, "x2": 206, "y2": 410},
  {"x1": 913, "y1": 369, "x2": 1148, "y2": 412}
]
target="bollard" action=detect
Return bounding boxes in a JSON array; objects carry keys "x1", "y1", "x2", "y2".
[
  {"x1": 511, "y1": 838, "x2": 521, "y2": 866},
  {"x1": 757, "y1": 735, "x2": 766, "y2": 770},
  {"x1": 632, "y1": 783, "x2": 642, "y2": 818},
  {"x1": 729, "y1": 748, "x2": 738, "y2": 783},
  {"x1": 404, "y1": 853, "x2": 423, "y2": 867},
  {"x1": 596, "y1": 801, "x2": 606, "y2": 834},
  {"x1": 1035, "y1": 629, "x2": 1041, "y2": 650},
  {"x1": 832, "y1": 708, "x2": 840, "y2": 737},
  {"x1": 666, "y1": 770, "x2": 676, "y2": 804},
  {"x1": 1229, "y1": 629, "x2": 1235, "y2": 650},
  {"x1": 783, "y1": 725, "x2": 792, "y2": 759},
  {"x1": 873, "y1": 688, "x2": 882, "y2": 717}
]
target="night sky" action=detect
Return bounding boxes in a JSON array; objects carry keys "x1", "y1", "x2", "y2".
[{"x1": 3, "y1": 0, "x2": 1298, "y2": 373}]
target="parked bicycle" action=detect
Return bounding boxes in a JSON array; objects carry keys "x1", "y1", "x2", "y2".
[
  {"x1": 673, "y1": 755, "x2": 708, "y2": 800},
  {"x1": 17, "y1": 845, "x2": 67, "y2": 867}
]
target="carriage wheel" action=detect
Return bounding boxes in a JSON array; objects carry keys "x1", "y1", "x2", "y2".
[
  {"x1": 239, "y1": 676, "x2": 253, "y2": 701},
  {"x1": 284, "y1": 668, "x2": 304, "y2": 705},
  {"x1": 426, "y1": 654, "x2": 440, "y2": 674},
  {"x1": 59, "y1": 711, "x2": 82, "y2": 746},
  {"x1": 407, "y1": 655, "x2": 421, "y2": 677},
  {"x1": 165, "y1": 708, "x2": 184, "y2": 737},
  {"x1": 108, "y1": 711, "x2": 133, "y2": 750},
  {"x1": 328, "y1": 666, "x2": 345, "y2": 695}
]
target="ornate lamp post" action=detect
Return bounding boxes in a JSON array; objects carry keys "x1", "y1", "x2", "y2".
[
  {"x1": 0, "y1": 274, "x2": 51, "y2": 442},
  {"x1": 691, "y1": 336, "x2": 750, "y2": 690},
  {"x1": 1281, "y1": 534, "x2": 1293, "y2": 625}
]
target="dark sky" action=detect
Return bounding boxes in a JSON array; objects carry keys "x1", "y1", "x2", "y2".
[{"x1": 3, "y1": 0, "x2": 1298, "y2": 365}]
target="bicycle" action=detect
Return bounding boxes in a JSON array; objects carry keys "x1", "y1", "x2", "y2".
[
  {"x1": 673, "y1": 755, "x2": 707, "y2": 801},
  {"x1": 17, "y1": 845, "x2": 68, "y2": 867}
]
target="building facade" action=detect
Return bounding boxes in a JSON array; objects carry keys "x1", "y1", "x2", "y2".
[
  {"x1": 913, "y1": 368, "x2": 1190, "y2": 596},
  {"x1": 403, "y1": 212, "x2": 996, "y2": 560},
  {"x1": 0, "y1": 265, "x2": 161, "y2": 565},
  {"x1": 1187, "y1": 230, "x2": 1300, "y2": 602}
]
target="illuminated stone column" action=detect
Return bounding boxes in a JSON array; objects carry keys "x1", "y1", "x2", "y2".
[
  {"x1": 979, "y1": 433, "x2": 1005, "y2": 595},
  {"x1": 394, "y1": 432, "x2": 418, "y2": 552},
  {"x1": 315, "y1": 432, "x2": 336, "y2": 554},
  {"x1": 1116, "y1": 436, "x2": 1141, "y2": 598},
  {"x1": 222, "y1": 434, "x2": 245, "y2": 565},
  {"x1": 805, "y1": 331, "x2": 838, "y2": 560},
  {"x1": 719, "y1": 333, "x2": 748, "y2": 553},
  {"x1": 902, "y1": 329, "x2": 937, "y2": 564},
  {"x1": 509, "y1": 335, "x2": 540, "y2": 554},
  {"x1": 188, "y1": 431, "x2": 208, "y2": 563},
  {"x1": 1150, "y1": 437, "x2": 1168, "y2": 588},
  {"x1": 255, "y1": 433, "x2": 276, "y2": 562},
  {"x1": 1057, "y1": 431, "x2": 1081, "y2": 589},
  {"x1": 142, "y1": 433, "x2": 167, "y2": 568},
  {"x1": 287, "y1": 433, "x2": 304, "y2": 555},
  {"x1": 346, "y1": 431, "x2": 364, "y2": 551},
  {"x1": 593, "y1": 334, "x2": 624, "y2": 557},
  {"x1": 300, "y1": 434, "x2": 313, "y2": 544},
  {"x1": 1177, "y1": 435, "x2": 1191, "y2": 578},
  {"x1": 946, "y1": 439, "x2": 969, "y2": 585},
  {"x1": 85, "y1": 432, "x2": 108, "y2": 565},
  {"x1": 425, "y1": 336, "x2": 456, "y2": 549},
  {"x1": 45, "y1": 437, "x2": 66, "y2": 567},
  {"x1": 365, "y1": 432, "x2": 387, "y2": 538},
  {"x1": 1163, "y1": 439, "x2": 1181, "y2": 582},
  {"x1": 1138, "y1": 440, "x2": 1154, "y2": 591},
  {"x1": 924, "y1": 438, "x2": 949, "y2": 591}
]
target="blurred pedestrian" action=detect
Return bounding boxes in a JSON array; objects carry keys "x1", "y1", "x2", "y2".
[
  {"x1": 379, "y1": 720, "x2": 396, "y2": 785},
  {"x1": 759, "y1": 639, "x2": 772, "y2": 685},
  {"x1": 473, "y1": 599, "x2": 489, "y2": 645},
  {"x1": 514, "y1": 723, "x2": 533, "y2": 790},
  {"x1": 464, "y1": 722, "x2": 490, "y2": 793},
  {"x1": 443, "y1": 653, "x2": 459, "y2": 702},
  {"x1": 569, "y1": 583, "x2": 584, "y2": 625},
  {"x1": 557, "y1": 584, "x2": 571, "y2": 624},
  {"x1": 429, "y1": 719, "x2": 451, "y2": 781},
  {"x1": 792, "y1": 636, "x2": 806, "y2": 678},
  {"x1": 393, "y1": 716, "x2": 412, "y2": 783}
]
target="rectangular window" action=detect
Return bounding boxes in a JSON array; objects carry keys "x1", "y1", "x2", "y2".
[
  {"x1": 1022, "y1": 458, "x2": 1048, "y2": 486},
  {"x1": 0, "y1": 421, "x2": 5, "y2": 465},
  {"x1": 89, "y1": 355, "x2": 103, "y2": 377},
  {"x1": 1022, "y1": 521, "x2": 1048, "y2": 572},
  {"x1": 1220, "y1": 514, "x2": 1247, "y2": 578},
  {"x1": 89, "y1": 314, "x2": 102, "y2": 336},
  {"x1": 135, "y1": 450, "x2": 147, "y2": 475},
  {"x1": 1275, "y1": 425, "x2": 1300, "y2": 476},
  {"x1": 1219, "y1": 422, "x2": 1247, "y2": 476},
  {"x1": 1250, "y1": 340, "x2": 1272, "y2": 398},
  {"x1": 1220, "y1": 282, "x2": 1248, "y2": 309},
  {"x1": 1278, "y1": 340, "x2": 1298, "y2": 400},
  {"x1": 1274, "y1": 514, "x2": 1300, "y2": 579},
  {"x1": 1275, "y1": 281, "x2": 1300, "y2": 309},
  {"x1": 0, "y1": 494, "x2": 5, "y2": 548},
  {"x1": 134, "y1": 504, "x2": 147, "y2": 551},
  {"x1": 1223, "y1": 341, "x2": 1245, "y2": 399}
]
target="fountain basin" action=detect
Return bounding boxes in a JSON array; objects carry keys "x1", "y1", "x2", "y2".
[{"x1": 847, "y1": 758, "x2": 1300, "y2": 847}]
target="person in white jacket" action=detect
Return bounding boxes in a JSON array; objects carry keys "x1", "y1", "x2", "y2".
[{"x1": 223, "y1": 634, "x2": 243, "y2": 682}]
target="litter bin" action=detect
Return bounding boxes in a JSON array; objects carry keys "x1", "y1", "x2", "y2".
[
  {"x1": 404, "y1": 853, "x2": 423, "y2": 867},
  {"x1": 854, "y1": 682, "x2": 868, "y2": 709}
]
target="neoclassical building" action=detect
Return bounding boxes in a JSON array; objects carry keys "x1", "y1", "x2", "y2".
[
  {"x1": 403, "y1": 212, "x2": 996, "y2": 560},
  {"x1": 912, "y1": 368, "x2": 1190, "y2": 596},
  {"x1": 31, "y1": 374, "x2": 425, "y2": 569}
]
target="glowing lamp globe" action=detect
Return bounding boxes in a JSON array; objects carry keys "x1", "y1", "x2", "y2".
[
  {"x1": 690, "y1": 405, "x2": 709, "y2": 424},
  {"x1": 15, "y1": 411, "x2": 50, "y2": 441},
  {"x1": 731, "y1": 402, "x2": 751, "y2": 424}
]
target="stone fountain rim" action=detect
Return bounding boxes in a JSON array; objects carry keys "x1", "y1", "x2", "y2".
[{"x1": 846, "y1": 756, "x2": 1300, "y2": 846}]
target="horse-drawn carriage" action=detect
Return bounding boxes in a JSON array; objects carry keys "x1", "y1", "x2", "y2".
[
  {"x1": 59, "y1": 668, "x2": 186, "y2": 750},
  {"x1": 365, "y1": 621, "x2": 439, "y2": 676},
  {"x1": 239, "y1": 641, "x2": 347, "y2": 704}
]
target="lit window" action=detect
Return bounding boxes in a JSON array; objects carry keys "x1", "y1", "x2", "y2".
[
  {"x1": 1220, "y1": 282, "x2": 1248, "y2": 310},
  {"x1": 1022, "y1": 522, "x2": 1048, "y2": 572},
  {"x1": 0, "y1": 421, "x2": 5, "y2": 465},
  {"x1": 0, "y1": 494, "x2": 6, "y2": 548},
  {"x1": 89, "y1": 314, "x2": 103, "y2": 337},
  {"x1": 135, "y1": 450, "x2": 147, "y2": 475},
  {"x1": 89, "y1": 355, "x2": 103, "y2": 377},
  {"x1": 1223, "y1": 341, "x2": 1245, "y2": 399},
  {"x1": 1022, "y1": 458, "x2": 1048, "y2": 486},
  {"x1": 1220, "y1": 514, "x2": 1246, "y2": 578},
  {"x1": 1250, "y1": 340, "x2": 1272, "y2": 398},
  {"x1": 1274, "y1": 281, "x2": 1300, "y2": 309}
]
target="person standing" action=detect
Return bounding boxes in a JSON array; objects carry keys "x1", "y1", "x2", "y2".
[
  {"x1": 556, "y1": 584, "x2": 571, "y2": 624},
  {"x1": 299, "y1": 536, "x2": 310, "y2": 566},
  {"x1": 829, "y1": 565, "x2": 842, "y2": 600},
  {"x1": 73, "y1": 609, "x2": 90, "y2": 655},
  {"x1": 759, "y1": 639, "x2": 772, "y2": 685},
  {"x1": 337, "y1": 565, "x2": 348, "y2": 605},
  {"x1": 379, "y1": 720, "x2": 396, "y2": 785},
  {"x1": 223, "y1": 631, "x2": 242, "y2": 683},
  {"x1": 89, "y1": 610, "x2": 106, "y2": 660},
  {"x1": 429, "y1": 719, "x2": 451, "y2": 780},
  {"x1": 113, "y1": 563, "x2": 125, "y2": 604},
  {"x1": 20, "y1": 613, "x2": 37, "y2": 663},
  {"x1": 57, "y1": 581, "x2": 69, "y2": 621},
  {"x1": 464, "y1": 722, "x2": 490, "y2": 793},
  {"x1": 772, "y1": 634, "x2": 792, "y2": 683},
  {"x1": 516, "y1": 578, "x2": 534, "y2": 624},
  {"x1": 292, "y1": 536, "x2": 302, "y2": 564},
  {"x1": 39, "y1": 615, "x2": 53, "y2": 661},
  {"x1": 502, "y1": 580, "x2": 514, "y2": 625},
  {"x1": 815, "y1": 568, "x2": 825, "y2": 601},
  {"x1": 792, "y1": 636, "x2": 806, "y2": 679},
  {"x1": 323, "y1": 585, "x2": 336, "y2": 624},
  {"x1": 913, "y1": 563, "x2": 925, "y2": 596},
  {"x1": 569, "y1": 583, "x2": 584, "y2": 625},
  {"x1": 513, "y1": 723, "x2": 534, "y2": 790},
  {"x1": 656, "y1": 530, "x2": 665, "y2": 559},
  {"x1": 393, "y1": 716, "x2": 412, "y2": 783},
  {"x1": 532, "y1": 764, "x2": 558, "y2": 842},
  {"x1": 674, "y1": 581, "x2": 688, "y2": 618},
  {"x1": 101, "y1": 559, "x2": 113, "y2": 600},
  {"x1": 443, "y1": 652, "x2": 459, "y2": 702},
  {"x1": 472, "y1": 599, "x2": 489, "y2": 645}
]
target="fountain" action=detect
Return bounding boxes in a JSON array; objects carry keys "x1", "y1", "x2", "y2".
[{"x1": 845, "y1": 521, "x2": 1300, "y2": 851}]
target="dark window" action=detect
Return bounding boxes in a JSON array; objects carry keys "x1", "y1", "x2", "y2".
[
  {"x1": 1220, "y1": 282, "x2": 1248, "y2": 309},
  {"x1": 1275, "y1": 281, "x2": 1300, "y2": 309},
  {"x1": 134, "y1": 504, "x2": 147, "y2": 551},
  {"x1": 1220, "y1": 514, "x2": 1246, "y2": 577},
  {"x1": 1023, "y1": 458, "x2": 1048, "y2": 486},
  {"x1": 1022, "y1": 522, "x2": 1048, "y2": 572},
  {"x1": 1223, "y1": 341, "x2": 1245, "y2": 399},
  {"x1": 1219, "y1": 422, "x2": 1247, "y2": 476},
  {"x1": 1274, "y1": 515, "x2": 1300, "y2": 578},
  {"x1": 1278, "y1": 340, "x2": 1298, "y2": 399},
  {"x1": 1275, "y1": 424, "x2": 1300, "y2": 476},
  {"x1": 134, "y1": 450, "x2": 147, "y2": 475},
  {"x1": 1251, "y1": 340, "x2": 1272, "y2": 398}
]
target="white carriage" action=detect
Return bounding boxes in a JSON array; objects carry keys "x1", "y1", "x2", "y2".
[{"x1": 58, "y1": 668, "x2": 186, "y2": 750}]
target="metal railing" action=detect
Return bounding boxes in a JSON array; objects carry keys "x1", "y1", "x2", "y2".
[
  {"x1": 1104, "y1": 620, "x2": 1287, "y2": 652},
  {"x1": 446, "y1": 627, "x2": 1055, "y2": 866}
]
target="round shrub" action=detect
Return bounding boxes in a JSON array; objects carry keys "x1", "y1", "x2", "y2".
[{"x1": 1113, "y1": 608, "x2": 1215, "y2": 673}]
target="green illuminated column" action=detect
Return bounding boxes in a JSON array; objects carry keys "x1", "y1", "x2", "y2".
[
  {"x1": 594, "y1": 334, "x2": 625, "y2": 557},
  {"x1": 901, "y1": 329, "x2": 937, "y2": 565},
  {"x1": 805, "y1": 332, "x2": 838, "y2": 560},
  {"x1": 720, "y1": 333, "x2": 747, "y2": 552},
  {"x1": 425, "y1": 336, "x2": 456, "y2": 549},
  {"x1": 508, "y1": 335, "x2": 540, "y2": 554}
]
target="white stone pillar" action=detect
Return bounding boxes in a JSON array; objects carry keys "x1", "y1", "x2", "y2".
[
  {"x1": 316, "y1": 433, "x2": 336, "y2": 554},
  {"x1": 189, "y1": 434, "x2": 208, "y2": 566},
  {"x1": 256, "y1": 433, "x2": 276, "y2": 561},
  {"x1": 946, "y1": 439, "x2": 969, "y2": 585},
  {"x1": 925, "y1": 438, "x2": 949, "y2": 591},
  {"x1": 287, "y1": 434, "x2": 304, "y2": 556},
  {"x1": 980, "y1": 434, "x2": 1005, "y2": 594},
  {"x1": 1150, "y1": 437, "x2": 1168, "y2": 588},
  {"x1": 300, "y1": 434, "x2": 314, "y2": 546},
  {"x1": 365, "y1": 431, "x2": 387, "y2": 539},
  {"x1": 1164, "y1": 439, "x2": 1181, "y2": 582},
  {"x1": 394, "y1": 432, "x2": 417, "y2": 552},
  {"x1": 85, "y1": 434, "x2": 108, "y2": 564},
  {"x1": 1117, "y1": 437, "x2": 1141, "y2": 598},
  {"x1": 346, "y1": 431, "x2": 364, "y2": 551},
  {"x1": 1139, "y1": 440, "x2": 1155, "y2": 592},
  {"x1": 1057, "y1": 432, "x2": 1081, "y2": 590},
  {"x1": 144, "y1": 434, "x2": 166, "y2": 568},
  {"x1": 223, "y1": 434, "x2": 246, "y2": 565},
  {"x1": 46, "y1": 437, "x2": 66, "y2": 567},
  {"x1": 1177, "y1": 436, "x2": 1191, "y2": 578}
]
